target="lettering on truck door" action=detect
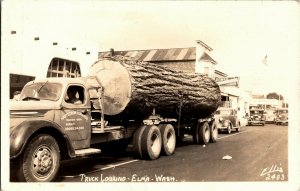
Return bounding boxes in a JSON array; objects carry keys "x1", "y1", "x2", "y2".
[{"x1": 61, "y1": 85, "x2": 91, "y2": 149}]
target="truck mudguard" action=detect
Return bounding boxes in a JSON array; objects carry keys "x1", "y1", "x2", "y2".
[{"x1": 10, "y1": 119, "x2": 75, "y2": 159}]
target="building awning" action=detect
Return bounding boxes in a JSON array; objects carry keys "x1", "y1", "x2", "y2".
[{"x1": 219, "y1": 86, "x2": 241, "y2": 97}]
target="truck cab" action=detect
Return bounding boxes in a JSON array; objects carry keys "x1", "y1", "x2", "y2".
[
  {"x1": 10, "y1": 78, "x2": 100, "y2": 181},
  {"x1": 248, "y1": 109, "x2": 266, "y2": 126},
  {"x1": 274, "y1": 108, "x2": 288, "y2": 125}
]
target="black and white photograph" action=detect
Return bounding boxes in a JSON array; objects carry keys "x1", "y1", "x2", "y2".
[{"x1": 1, "y1": 1, "x2": 300, "y2": 191}]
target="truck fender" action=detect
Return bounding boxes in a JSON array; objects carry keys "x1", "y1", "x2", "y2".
[{"x1": 10, "y1": 119, "x2": 75, "y2": 159}]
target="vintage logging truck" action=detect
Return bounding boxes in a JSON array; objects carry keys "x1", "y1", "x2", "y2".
[{"x1": 10, "y1": 56, "x2": 221, "y2": 182}]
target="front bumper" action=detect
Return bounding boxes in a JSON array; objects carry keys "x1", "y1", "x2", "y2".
[
  {"x1": 275, "y1": 120, "x2": 288, "y2": 125},
  {"x1": 248, "y1": 120, "x2": 265, "y2": 125},
  {"x1": 217, "y1": 126, "x2": 228, "y2": 130}
]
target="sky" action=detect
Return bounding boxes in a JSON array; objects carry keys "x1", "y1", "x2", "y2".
[{"x1": 2, "y1": 0, "x2": 300, "y2": 98}]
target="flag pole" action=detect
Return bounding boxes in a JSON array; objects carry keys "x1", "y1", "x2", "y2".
[{"x1": 263, "y1": 54, "x2": 267, "y2": 110}]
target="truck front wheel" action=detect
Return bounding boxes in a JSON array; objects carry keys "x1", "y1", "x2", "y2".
[
  {"x1": 16, "y1": 134, "x2": 60, "y2": 182},
  {"x1": 141, "y1": 125, "x2": 162, "y2": 160},
  {"x1": 159, "y1": 124, "x2": 176, "y2": 156}
]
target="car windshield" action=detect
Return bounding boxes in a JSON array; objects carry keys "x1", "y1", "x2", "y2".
[
  {"x1": 20, "y1": 82, "x2": 62, "y2": 101},
  {"x1": 250, "y1": 110, "x2": 263, "y2": 114}
]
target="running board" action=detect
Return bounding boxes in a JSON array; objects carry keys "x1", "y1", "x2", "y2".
[
  {"x1": 75, "y1": 148, "x2": 101, "y2": 157},
  {"x1": 92, "y1": 126, "x2": 124, "y2": 133}
]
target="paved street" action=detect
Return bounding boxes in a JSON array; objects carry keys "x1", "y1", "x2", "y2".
[{"x1": 55, "y1": 124, "x2": 288, "y2": 182}]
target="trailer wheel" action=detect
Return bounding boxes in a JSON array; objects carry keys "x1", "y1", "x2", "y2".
[
  {"x1": 141, "y1": 125, "x2": 162, "y2": 160},
  {"x1": 133, "y1": 125, "x2": 147, "y2": 159},
  {"x1": 210, "y1": 121, "x2": 218, "y2": 143},
  {"x1": 16, "y1": 134, "x2": 60, "y2": 182},
  {"x1": 159, "y1": 124, "x2": 176, "y2": 156},
  {"x1": 194, "y1": 122, "x2": 210, "y2": 145}
]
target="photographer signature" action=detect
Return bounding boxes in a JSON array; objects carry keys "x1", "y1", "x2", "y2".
[{"x1": 260, "y1": 164, "x2": 285, "y2": 181}]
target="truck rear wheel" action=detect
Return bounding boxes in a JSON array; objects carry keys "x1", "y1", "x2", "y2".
[
  {"x1": 16, "y1": 134, "x2": 60, "y2": 182},
  {"x1": 133, "y1": 125, "x2": 147, "y2": 158},
  {"x1": 210, "y1": 121, "x2": 218, "y2": 143},
  {"x1": 159, "y1": 124, "x2": 176, "y2": 156},
  {"x1": 193, "y1": 122, "x2": 210, "y2": 145},
  {"x1": 141, "y1": 125, "x2": 162, "y2": 160}
]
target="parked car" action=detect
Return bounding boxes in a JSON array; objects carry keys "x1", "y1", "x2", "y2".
[
  {"x1": 274, "y1": 108, "x2": 288, "y2": 125},
  {"x1": 214, "y1": 107, "x2": 241, "y2": 134},
  {"x1": 248, "y1": 109, "x2": 266, "y2": 126},
  {"x1": 265, "y1": 109, "x2": 276, "y2": 123}
]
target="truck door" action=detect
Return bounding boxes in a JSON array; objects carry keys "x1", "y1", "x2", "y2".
[{"x1": 61, "y1": 85, "x2": 91, "y2": 149}]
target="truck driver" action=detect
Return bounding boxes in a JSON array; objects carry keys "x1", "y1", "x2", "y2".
[{"x1": 65, "y1": 87, "x2": 82, "y2": 104}]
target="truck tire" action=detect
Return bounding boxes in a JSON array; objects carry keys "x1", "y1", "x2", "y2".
[
  {"x1": 16, "y1": 134, "x2": 60, "y2": 182},
  {"x1": 193, "y1": 122, "x2": 210, "y2": 145},
  {"x1": 132, "y1": 125, "x2": 147, "y2": 159},
  {"x1": 210, "y1": 121, "x2": 218, "y2": 143},
  {"x1": 141, "y1": 125, "x2": 162, "y2": 160},
  {"x1": 159, "y1": 124, "x2": 176, "y2": 156}
]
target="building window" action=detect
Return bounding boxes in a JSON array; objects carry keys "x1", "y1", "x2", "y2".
[{"x1": 47, "y1": 58, "x2": 81, "y2": 78}]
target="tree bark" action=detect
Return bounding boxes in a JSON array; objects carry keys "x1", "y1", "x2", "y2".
[
  {"x1": 120, "y1": 56, "x2": 221, "y2": 119},
  {"x1": 90, "y1": 56, "x2": 221, "y2": 120}
]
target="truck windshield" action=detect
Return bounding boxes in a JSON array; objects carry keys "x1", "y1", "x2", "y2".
[{"x1": 20, "y1": 82, "x2": 62, "y2": 101}]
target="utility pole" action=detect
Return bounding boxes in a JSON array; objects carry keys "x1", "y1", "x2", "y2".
[{"x1": 278, "y1": 94, "x2": 281, "y2": 108}]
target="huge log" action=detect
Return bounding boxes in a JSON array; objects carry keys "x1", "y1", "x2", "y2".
[{"x1": 88, "y1": 56, "x2": 221, "y2": 120}]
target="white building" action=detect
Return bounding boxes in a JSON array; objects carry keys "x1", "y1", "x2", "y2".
[
  {"x1": 249, "y1": 98, "x2": 286, "y2": 110},
  {"x1": 4, "y1": 30, "x2": 99, "y2": 97},
  {"x1": 5, "y1": 30, "x2": 98, "y2": 79}
]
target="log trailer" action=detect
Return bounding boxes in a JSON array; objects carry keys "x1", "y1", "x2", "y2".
[{"x1": 10, "y1": 57, "x2": 221, "y2": 182}]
